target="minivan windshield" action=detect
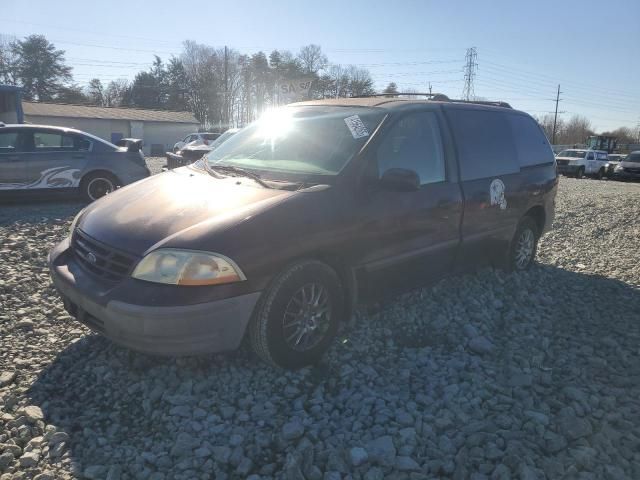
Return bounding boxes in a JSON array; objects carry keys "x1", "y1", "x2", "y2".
[
  {"x1": 625, "y1": 153, "x2": 640, "y2": 163},
  {"x1": 206, "y1": 106, "x2": 385, "y2": 178},
  {"x1": 558, "y1": 150, "x2": 587, "y2": 158}
]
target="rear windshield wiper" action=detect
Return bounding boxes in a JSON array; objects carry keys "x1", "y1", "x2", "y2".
[{"x1": 208, "y1": 164, "x2": 271, "y2": 188}]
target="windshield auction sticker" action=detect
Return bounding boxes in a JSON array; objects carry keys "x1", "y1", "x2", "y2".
[{"x1": 344, "y1": 115, "x2": 369, "y2": 139}]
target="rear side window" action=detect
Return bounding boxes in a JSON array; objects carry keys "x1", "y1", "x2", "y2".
[
  {"x1": 0, "y1": 131, "x2": 19, "y2": 152},
  {"x1": 377, "y1": 111, "x2": 446, "y2": 185},
  {"x1": 33, "y1": 131, "x2": 88, "y2": 151},
  {"x1": 447, "y1": 109, "x2": 519, "y2": 181},
  {"x1": 507, "y1": 114, "x2": 554, "y2": 167}
]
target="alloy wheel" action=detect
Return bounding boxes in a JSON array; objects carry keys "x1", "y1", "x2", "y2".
[
  {"x1": 514, "y1": 228, "x2": 535, "y2": 269},
  {"x1": 87, "y1": 178, "x2": 115, "y2": 200},
  {"x1": 282, "y1": 282, "x2": 332, "y2": 352}
]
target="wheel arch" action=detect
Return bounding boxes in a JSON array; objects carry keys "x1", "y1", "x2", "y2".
[
  {"x1": 523, "y1": 205, "x2": 545, "y2": 234},
  {"x1": 80, "y1": 169, "x2": 121, "y2": 186},
  {"x1": 277, "y1": 252, "x2": 358, "y2": 323}
]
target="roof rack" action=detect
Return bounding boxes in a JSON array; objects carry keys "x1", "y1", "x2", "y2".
[{"x1": 352, "y1": 92, "x2": 512, "y2": 108}]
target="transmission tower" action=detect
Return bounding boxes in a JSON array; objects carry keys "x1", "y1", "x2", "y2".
[{"x1": 462, "y1": 47, "x2": 478, "y2": 101}]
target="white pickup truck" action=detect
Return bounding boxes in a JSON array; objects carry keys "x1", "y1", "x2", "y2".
[{"x1": 555, "y1": 149, "x2": 609, "y2": 179}]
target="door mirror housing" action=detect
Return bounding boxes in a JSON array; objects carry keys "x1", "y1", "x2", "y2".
[{"x1": 379, "y1": 168, "x2": 420, "y2": 191}]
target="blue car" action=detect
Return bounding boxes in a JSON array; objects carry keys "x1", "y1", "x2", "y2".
[{"x1": 0, "y1": 123, "x2": 150, "y2": 201}]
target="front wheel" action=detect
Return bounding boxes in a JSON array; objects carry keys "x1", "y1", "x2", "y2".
[
  {"x1": 249, "y1": 260, "x2": 344, "y2": 369},
  {"x1": 596, "y1": 168, "x2": 605, "y2": 180},
  {"x1": 507, "y1": 217, "x2": 539, "y2": 271},
  {"x1": 575, "y1": 167, "x2": 585, "y2": 179}
]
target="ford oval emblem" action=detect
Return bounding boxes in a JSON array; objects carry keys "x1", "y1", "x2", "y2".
[{"x1": 86, "y1": 252, "x2": 97, "y2": 264}]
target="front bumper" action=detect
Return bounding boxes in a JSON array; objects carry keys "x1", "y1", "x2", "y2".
[
  {"x1": 48, "y1": 238, "x2": 261, "y2": 356},
  {"x1": 612, "y1": 170, "x2": 640, "y2": 181},
  {"x1": 557, "y1": 164, "x2": 580, "y2": 175}
]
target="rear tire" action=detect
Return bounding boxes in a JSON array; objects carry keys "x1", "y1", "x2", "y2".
[
  {"x1": 249, "y1": 260, "x2": 344, "y2": 369},
  {"x1": 506, "y1": 217, "x2": 539, "y2": 272},
  {"x1": 80, "y1": 172, "x2": 118, "y2": 202}
]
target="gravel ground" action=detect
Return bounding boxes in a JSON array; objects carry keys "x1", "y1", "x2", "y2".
[{"x1": 1, "y1": 173, "x2": 639, "y2": 480}]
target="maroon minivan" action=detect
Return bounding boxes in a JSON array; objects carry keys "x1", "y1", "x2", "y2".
[{"x1": 49, "y1": 96, "x2": 557, "y2": 368}]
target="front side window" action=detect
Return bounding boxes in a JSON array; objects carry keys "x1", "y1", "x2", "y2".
[
  {"x1": 586, "y1": 152, "x2": 595, "y2": 160},
  {"x1": 206, "y1": 106, "x2": 386, "y2": 178},
  {"x1": 376, "y1": 111, "x2": 445, "y2": 185}
]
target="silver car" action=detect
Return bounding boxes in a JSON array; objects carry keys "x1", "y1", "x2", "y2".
[{"x1": 0, "y1": 123, "x2": 150, "y2": 201}]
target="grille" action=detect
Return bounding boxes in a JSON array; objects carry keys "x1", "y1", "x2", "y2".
[
  {"x1": 72, "y1": 229, "x2": 139, "y2": 282},
  {"x1": 556, "y1": 159, "x2": 569, "y2": 166}
]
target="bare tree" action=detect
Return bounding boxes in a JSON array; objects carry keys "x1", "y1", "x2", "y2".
[
  {"x1": 86, "y1": 78, "x2": 105, "y2": 106},
  {"x1": 602, "y1": 126, "x2": 637, "y2": 144},
  {"x1": 297, "y1": 44, "x2": 328, "y2": 75},
  {"x1": 104, "y1": 79, "x2": 130, "y2": 107},
  {"x1": 562, "y1": 115, "x2": 593, "y2": 145}
]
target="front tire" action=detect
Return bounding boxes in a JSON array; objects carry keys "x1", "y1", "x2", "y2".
[
  {"x1": 80, "y1": 172, "x2": 118, "y2": 202},
  {"x1": 575, "y1": 167, "x2": 585, "y2": 179},
  {"x1": 249, "y1": 260, "x2": 344, "y2": 369},
  {"x1": 507, "y1": 217, "x2": 539, "y2": 271}
]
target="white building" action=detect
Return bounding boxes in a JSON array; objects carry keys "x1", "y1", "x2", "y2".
[{"x1": 20, "y1": 102, "x2": 200, "y2": 155}]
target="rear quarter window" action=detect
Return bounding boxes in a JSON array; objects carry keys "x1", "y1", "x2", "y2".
[
  {"x1": 507, "y1": 114, "x2": 555, "y2": 167},
  {"x1": 446, "y1": 108, "x2": 519, "y2": 181}
]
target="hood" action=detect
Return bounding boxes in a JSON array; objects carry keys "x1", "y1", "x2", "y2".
[
  {"x1": 77, "y1": 167, "x2": 294, "y2": 256},
  {"x1": 556, "y1": 156, "x2": 584, "y2": 161},
  {"x1": 619, "y1": 161, "x2": 640, "y2": 169}
]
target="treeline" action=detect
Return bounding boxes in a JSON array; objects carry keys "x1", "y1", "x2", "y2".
[
  {"x1": 534, "y1": 113, "x2": 639, "y2": 145},
  {"x1": 0, "y1": 34, "x2": 377, "y2": 128}
]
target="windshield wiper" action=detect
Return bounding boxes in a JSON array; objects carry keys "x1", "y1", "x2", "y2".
[{"x1": 208, "y1": 164, "x2": 272, "y2": 188}]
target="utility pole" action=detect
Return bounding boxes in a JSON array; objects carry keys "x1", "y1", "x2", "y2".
[
  {"x1": 428, "y1": 82, "x2": 432, "y2": 95},
  {"x1": 224, "y1": 45, "x2": 229, "y2": 128},
  {"x1": 462, "y1": 47, "x2": 478, "y2": 101},
  {"x1": 552, "y1": 84, "x2": 562, "y2": 145}
]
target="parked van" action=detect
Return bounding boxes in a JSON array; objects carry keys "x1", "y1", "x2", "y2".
[{"x1": 49, "y1": 97, "x2": 557, "y2": 368}]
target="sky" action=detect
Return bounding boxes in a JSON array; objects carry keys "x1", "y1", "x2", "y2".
[{"x1": 3, "y1": 0, "x2": 639, "y2": 132}]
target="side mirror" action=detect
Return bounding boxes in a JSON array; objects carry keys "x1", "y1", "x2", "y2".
[{"x1": 379, "y1": 168, "x2": 420, "y2": 191}]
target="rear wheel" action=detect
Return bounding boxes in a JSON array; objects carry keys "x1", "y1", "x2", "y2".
[
  {"x1": 506, "y1": 217, "x2": 539, "y2": 271},
  {"x1": 81, "y1": 172, "x2": 118, "y2": 202},
  {"x1": 249, "y1": 260, "x2": 344, "y2": 369}
]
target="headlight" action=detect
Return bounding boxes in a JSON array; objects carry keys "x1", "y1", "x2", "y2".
[
  {"x1": 131, "y1": 249, "x2": 246, "y2": 286},
  {"x1": 615, "y1": 164, "x2": 623, "y2": 172}
]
